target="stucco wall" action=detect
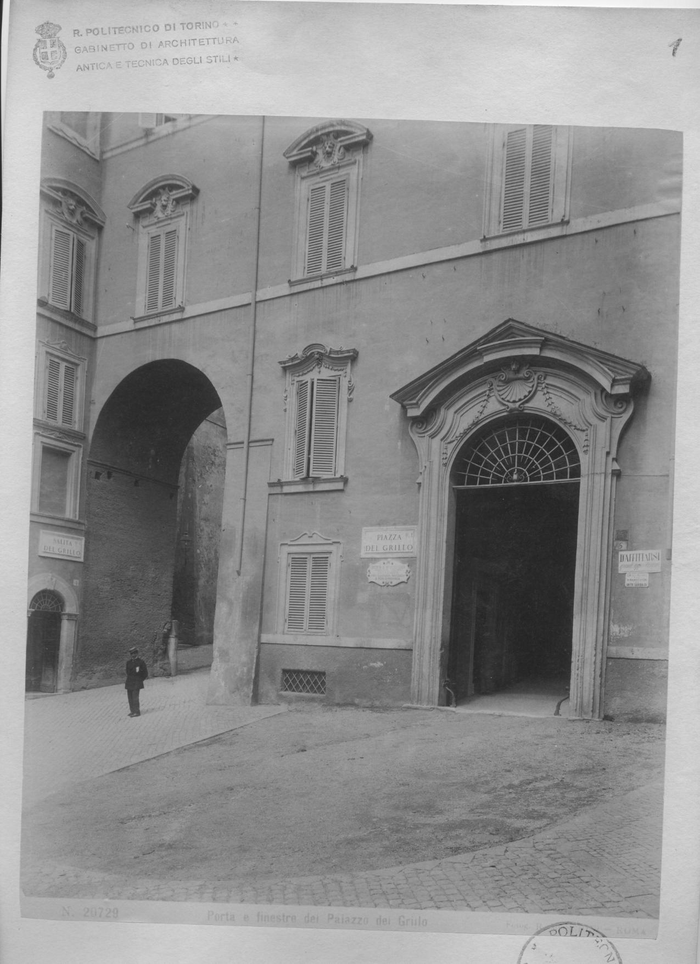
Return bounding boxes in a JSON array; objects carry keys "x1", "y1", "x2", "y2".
[
  {"x1": 257, "y1": 644, "x2": 412, "y2": 706},
  {"x1": 604, "y1": 658, "x2": 668, "y2": 723}
]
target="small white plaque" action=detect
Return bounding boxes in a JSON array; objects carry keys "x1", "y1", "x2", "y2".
[
  {"x1": 625, "y1": 571, "x2": 649, "y2": 588},
  {"x1": 618, "y1": 550, "x2": 661, "y2": 573},
  {"x1": 361, "y1": 526, "x2": 417, "y2": 558},
  {"x1": 367, "y1": 559, "x2": 411, "y2": 587},
  {"x1": 38, "y1": 530, "x2": 84, "y2": 561}
]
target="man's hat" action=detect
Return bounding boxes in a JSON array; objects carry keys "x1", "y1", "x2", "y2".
[{"x1": 129, "y1": 646, "x2": 138, "y2": 654}]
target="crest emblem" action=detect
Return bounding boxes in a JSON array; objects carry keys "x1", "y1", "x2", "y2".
[{"x1": 33, "y1": 22, "x2": 67, "y2": 79}]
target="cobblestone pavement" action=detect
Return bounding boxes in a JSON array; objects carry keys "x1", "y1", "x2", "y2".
[
  {"x1": 22, "y1": 784, "x2": 661, "y2": 916},
  {"x1": 22, "y1": 668, "x2": 284, "y2": 807},
  {"x1": 21, "y1": 674, "x2": 662, "y2": 917}
]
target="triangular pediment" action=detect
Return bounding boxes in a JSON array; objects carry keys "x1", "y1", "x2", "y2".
[{"x1": 391, "y1": 319, "x2": 650, "y2": 418}]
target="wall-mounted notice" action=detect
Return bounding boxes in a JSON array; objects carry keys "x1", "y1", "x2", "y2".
[
  {"x1": 625, "y1": 571, "x2": 650, "y2": 588},
  {"x1": 38, "y1": 530, "x2": 85, "y2": 561},
  {"x1": 618, "y1": 550, "x2": 661, "y2": 573},
  {"x1": 367, "y1": 559, "x2": 412, "y2": 587},
  {"x1": 361, "y1": 526, "x2": 417, "y2": 558}
]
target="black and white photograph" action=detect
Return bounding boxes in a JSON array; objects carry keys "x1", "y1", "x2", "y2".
[{"x1": 2, "y1": 5, "x2": 700, "y2": 964}]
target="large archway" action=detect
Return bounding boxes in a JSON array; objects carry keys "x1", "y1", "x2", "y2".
[
  {"x1": 79, "y1": 360, "x2": 226, "y2": 686},
  {"x1": 392, "y1": 320, "x2": 650, "y2": 720},
  {"x1": 447, "y1": 415, "x2": 580, "y2": 706}
]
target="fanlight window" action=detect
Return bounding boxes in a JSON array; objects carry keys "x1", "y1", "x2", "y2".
[
  {"x1": 29, "y1": 590, "x2": 63, "y2": 612},
  {"x1": 454, "y1": 417, "x2": 580, "y2": 486}
]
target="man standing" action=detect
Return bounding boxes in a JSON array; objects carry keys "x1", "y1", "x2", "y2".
[{"x1": 125, "y1": 646, "x2": 149, "y2": 717}]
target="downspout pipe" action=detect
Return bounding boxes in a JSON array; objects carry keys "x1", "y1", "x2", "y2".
[{"x1": 236, "y1": 115, "x2": 265, "y2": 575}]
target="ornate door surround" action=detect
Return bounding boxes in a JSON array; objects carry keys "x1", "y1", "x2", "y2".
[{"x1": 391, "y1": 320, "x2": 650, "y2": 719}]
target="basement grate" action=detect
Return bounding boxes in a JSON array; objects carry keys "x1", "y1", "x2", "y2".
[{"x1": 281, "y1": 669, "x2": 327, "y2": 695}]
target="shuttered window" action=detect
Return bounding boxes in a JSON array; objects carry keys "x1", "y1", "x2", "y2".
[
  {"x1": 304, "y1": 177, "x2": 348, "y2": 276},
  {"x1": 145, "y1": 226, "x2": 179, "y2": 313},
  {"x1": 44, "y1": 356, "x2": 78, "y2": 427},
  {"x1": 293, "y1": 376, "x2": 340, "y2": 479},
  {"x1": 39, "y1": 447, "x2": 72, "y2": 516},
  {"x1": 500, "y1": 125, "x2": 555, "y2": 232},
  {"x1": 49, "y1": 226, "x2": 88, "y2": 317},
  {"x1": 285, "y1": 553, "x2": 331, "y2": 633}
]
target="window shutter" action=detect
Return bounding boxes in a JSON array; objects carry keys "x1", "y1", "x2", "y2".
[
  {"x1": 46, "y1": 357, "x2": 61, "y2": 421},
  {"x1": 305, "y1": 184, "x2": 326, "y2": 275},
  {"x1": 146, "y1": 232, "x2": 162, "y2": 312},
  {"x1": 501, "y1": 128, "x2": 527, "y2": 232},
  {"x1": 294, "y1": 379, "x2": 312, "y2": 478},
  {"x1": 50, "y1": 228, "x2": 73, "y2": 309},
  {"x1": 309, "y1": 377, "x2": 339, "y2": 477},
  {"x1": 72, "y1": 238, "x2": 86, "y2": 317},
  {"x1": 285, "y1": 553, "x2": 330, "y2": 633},
  {"x1": 307, "y1": 555, "x2": 330, "y2": 631},
  {"x1": 61, "y1": 364, "x2": 76, "y2": 426},
  {"x1": 161, "y1": 229, "x2": 178, "y2": 308},
  {"x1": 325, "y1": 179, "x2": 347, "y2": 272},
  {"x1": 286, "y1": 555, "x2": 310, "y2": 631},
  {"x1": 527, "y1": 125, "x2": 554, "y2": 226}
]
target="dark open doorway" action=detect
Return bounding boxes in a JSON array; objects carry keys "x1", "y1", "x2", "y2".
[
  {"x1": 448, "y1": 482, "x2": 579, "y2": 703},
  {"x1": 26, "y1": 591, "x2": 62, "y2": 693}
]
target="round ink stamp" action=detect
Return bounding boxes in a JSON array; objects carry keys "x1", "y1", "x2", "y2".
[{"x1": 518, "y1": 921, "x2": 622, "y2": 964}]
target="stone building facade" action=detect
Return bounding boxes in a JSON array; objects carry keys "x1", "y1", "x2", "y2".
[{"x1": 28, "y1": 113, "x2": 680, "y2": 720}]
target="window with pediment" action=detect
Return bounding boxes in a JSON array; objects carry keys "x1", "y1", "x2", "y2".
[
  {"x1": 128, "y1": 175, "x2": 199, "y2": 319},
  {"x1": 277, "y1": 532, "x2": 342, "y2": 636},
  {"x1": 276, "y1": 344, "x2": 357, "y2": 492},
  {"x1": 484, "y1": 125, "x2": 572, "y2": 236},
  {"x1": 284, "y1": 121, "x2": 372, "y2": 281},
  {"x1": 38, "y1": 179, "x2": 105, "y2": 324}
]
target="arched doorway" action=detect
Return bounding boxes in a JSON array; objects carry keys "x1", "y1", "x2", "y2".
[
  {"x1": 26, "y1": 590, "x2": 63, "y2": 692},
  {"x1": 447, "y1": 416, "x2": 580, "y2": 704},
  {"x1": 391, "y1": 319, "x2": 650, "y2": 719}
]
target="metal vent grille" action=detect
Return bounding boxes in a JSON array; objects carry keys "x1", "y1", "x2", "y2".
[
  {"x1": 281, "y1": 669, "x2": 327, "y2": 695},
  {"x1": 454, "y1": 417, "x2": 580, "y2": 486}
]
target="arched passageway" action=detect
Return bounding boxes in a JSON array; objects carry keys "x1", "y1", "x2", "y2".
[{"x1": 79, "y1": 360, "x2": 226, "y2": 686}]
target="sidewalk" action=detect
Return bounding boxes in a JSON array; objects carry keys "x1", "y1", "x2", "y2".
[{"x1": 22, "y1": 668, "x2": 285, "y2": 807}]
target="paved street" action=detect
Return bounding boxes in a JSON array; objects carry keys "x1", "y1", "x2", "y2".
[
  {"x1": 22, "y1": 664, "x2": 284, "y2": 808},
  {"x1": 21, "y1": 668, "x2": 662, "y2": 917}
]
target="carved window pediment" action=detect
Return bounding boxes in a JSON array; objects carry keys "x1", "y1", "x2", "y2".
[
  {"x1": 278, "y1": 344, "x2": 357, "y2": 482},
  {"x1": 127, "y1": 175, "x2": 199, "y2": 221},
  {"x1": 284, "y1": 121, "x2": 373, "y2": 167}
]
